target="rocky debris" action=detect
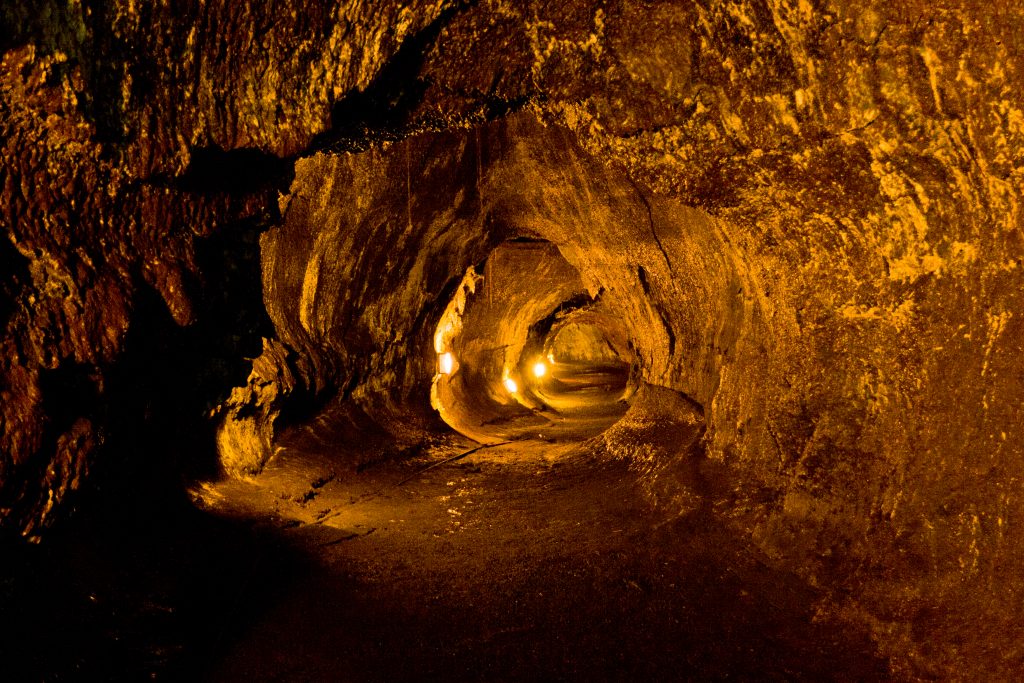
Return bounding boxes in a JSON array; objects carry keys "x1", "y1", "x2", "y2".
[
  {"x1": 213, "y1": 338, "x2": 306, "y2": 477},
  {"x1": 595, "y1": 384, "x2": 706, "y2": 511}
]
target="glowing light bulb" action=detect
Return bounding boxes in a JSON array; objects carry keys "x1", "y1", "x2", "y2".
[
  {"x1": 503, "y1": 377, "x2": 518, "y2": 393},
  {"x1": 532, "y1": 361, "x2": 547, "y2": 378},
  {"x1": 439, "y1": 352, "x2": 454, "y2": 374}
]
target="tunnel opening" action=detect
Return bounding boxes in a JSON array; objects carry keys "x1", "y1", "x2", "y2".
[
  {"x1": 222, "y1": 112, "x2": 726, "y2": 483},
  {"x1": 430, "y1": 240, "x2": 637, "y2": 445},
  {"x1": 521, "y1": 296, "x2": 637, "y2": 415}
]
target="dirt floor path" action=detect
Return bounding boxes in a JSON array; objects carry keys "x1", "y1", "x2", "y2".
[{"x1": 190, "y1": 438, "x2": 891, "y2": 681}]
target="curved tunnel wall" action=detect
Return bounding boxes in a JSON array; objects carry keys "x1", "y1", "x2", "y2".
[
  {"x1": 256, "y1": 131, "x2": 514, "y2": 448},
  {"x1": 483, "y1": 116, "x2": 771, "y2": 467},
  {"x1": 250, "y1": 112, "x2": 768, "y2": 478},
  {"x1": 545, "y1": 312, "x2": 629, "y2": 364}
]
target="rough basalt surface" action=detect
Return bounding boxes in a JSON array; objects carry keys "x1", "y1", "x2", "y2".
[{"x1": 2, "y1": 0, "x2": 1023, "y2": 679}]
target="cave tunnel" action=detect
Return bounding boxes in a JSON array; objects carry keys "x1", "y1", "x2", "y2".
[
  {"x1": 3, "y1": 2, "x2": 1024, "y2": 681},
  {"x1": 431, "y1": 240, "x2": 637, "y2": 444}
]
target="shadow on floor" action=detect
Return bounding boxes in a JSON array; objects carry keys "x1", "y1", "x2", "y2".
[
  {"x1": 200, "y1": 443, "x2": 891, "y2": 682},
  {"x1": 0, "y1": 490, "x2": 306, "y2": 681}
]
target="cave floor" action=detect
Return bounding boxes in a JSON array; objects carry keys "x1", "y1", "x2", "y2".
[{"x1": 184, "y1": 437, "x2": 891, "y2": 682}]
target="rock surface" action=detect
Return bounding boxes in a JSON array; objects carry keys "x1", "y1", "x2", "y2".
[{"x1": 2, "y1": 0, "x2": 1023, "y2": 678}]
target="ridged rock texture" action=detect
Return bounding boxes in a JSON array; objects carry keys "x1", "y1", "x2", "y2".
[{"x1": 2, "y1": 1, "x2": 1023, "y2": 679}]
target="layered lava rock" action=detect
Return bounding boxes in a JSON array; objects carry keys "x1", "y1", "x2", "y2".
[
  {"x1": 3, "y1": 2, "x2": 1024, "y2": 680},
  {"x1": 221, "y1": 114, "x2": 733, "y2": 476}
]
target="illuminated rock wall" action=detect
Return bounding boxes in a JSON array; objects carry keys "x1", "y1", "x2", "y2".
[{"x1": 2, "y1": 1, "x2": 1023, "y2": 677}]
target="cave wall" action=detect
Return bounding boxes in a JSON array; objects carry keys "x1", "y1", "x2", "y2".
[
  {"x1": 250, "y1": 114, "x2": 752, "y2": 466},
  {"x1": 231, "y1": 129, "x2": 511, "y2": 471},
  {"x1": 0, "y1": 0, "x2": 450, "y2": 533},
  {"x1": 3, "y1": 0, "x2": 1024, "y2": 678}
]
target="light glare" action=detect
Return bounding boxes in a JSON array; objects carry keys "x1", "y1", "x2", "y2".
[
  {"x1": 439, "y1": 352, "x2": 454, "y2": 374},
  {"x1": 532, "y1": 361, "x2": 547, "y2": 378},
  {"x1": 503, "y1": 377, "x2": 518, "y2": 393}
]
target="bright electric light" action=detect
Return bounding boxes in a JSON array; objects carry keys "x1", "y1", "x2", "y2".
[
  {"x1": 503, "y1": 377, "x2": 518, "y2": 393},
  {"x1": 439, "y1": 352, "x2": 454, "y2": 374},
  {"x1": 532, "y1": 361, "x2": 547, "y2": 378}
]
